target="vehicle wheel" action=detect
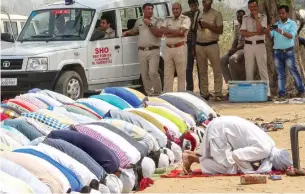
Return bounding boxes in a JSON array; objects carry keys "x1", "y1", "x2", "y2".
[{"x1": 55, "y1": 71, "x2": 84, "y2": 100}]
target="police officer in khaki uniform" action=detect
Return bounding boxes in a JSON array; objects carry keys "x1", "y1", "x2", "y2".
[
  {"x1": 123, "y1": 3, "x2": 163, "y2": 96},
  {"x1": 240, "y1": 0, "x2": 271, "y2": 96},
  {"x1": 194, "y1": 0, "x2": 224, "y2": 101},
  {"x1": 100, "y1": 17, "x2": 115, "y2": 39},
  {"x1": 161, "y1": 3, "x2": 191, "y2": 92},
  {"x1": 220, "y1": 9, "x2": 246, "y2": 83}
]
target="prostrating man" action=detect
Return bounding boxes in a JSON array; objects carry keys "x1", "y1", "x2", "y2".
[
  {"x1": 182, "y1": 116, "x2": 292, "y2": 175},
  {"x1": 267, "y1": 5, "x2": 305, "y2": 100},
  {"x1": 161, "y1": 3, "x2": 191, "y2": 92},
  {"x1": 240, "y1": 0, "x2": 271, "y2": 97},
  {"x1": 295, "y1": 9, "x2": 305, "y2": 35},
  {"x1": 220, "y1": 10, "x2": 246, "y2": 83},
  {"x1": 99, "y1": 17, "x2": 115, "y2": 39},
  {"x1": 183, "y1": 0, "x2": 200, "y2": 91},
  {"x1": 194, "y1": 0, "x2": 224, "y2": 101},
  {"x1": 123, "y1": 3, "x2": 163, "y2": 96}
]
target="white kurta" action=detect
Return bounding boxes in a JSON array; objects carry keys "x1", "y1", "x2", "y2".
[
  {"x1": 18, "y1": 144, "x2": 98, "y2": 185},
  {"x1": 200, "y1": 116, "x2": 275, "y2": 174}
]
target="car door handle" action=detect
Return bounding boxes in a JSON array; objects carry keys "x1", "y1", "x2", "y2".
[{"x1": 115, "y1": 45, "x2": 120, "y2": 49}]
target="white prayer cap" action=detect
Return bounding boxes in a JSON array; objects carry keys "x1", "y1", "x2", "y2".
[
  {"x1": 271, "y1": 148, "x2": 293, "y2": 170},
  {"x1": 169, "y1": 142, "x2": 182, "y2": 163},
  {"x1": 120, "y1": 168, "x2": 136, "y2": 193},
  {"x1": 98, "y1": 184, "x2": 110, "y2": 194},
  {"x1": 91, "y1": 188, "x2": 105, "y2": 194},
  {"x1": 141, "y1": 157, "x2": 156, "y2": 178},
  {"x1": 105, "y1": 174, "x2": 123, "y2": 194},
  {"x1": 158, "y1": 153, "x2": 170, "y2": 168},
  {"x1": 162, "y1": 148, "x2": 175, "y2": 165}
]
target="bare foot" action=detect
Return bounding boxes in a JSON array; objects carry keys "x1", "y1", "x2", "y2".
[
  {"x1": 182, "y1": 164, "x2": 192, "y2": 175},
  {"x1": 182, "y1": 153, "x2": 193, "y2": 175}
]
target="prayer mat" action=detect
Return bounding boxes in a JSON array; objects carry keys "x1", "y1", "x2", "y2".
[{"x1": 160, "y1": 169, "x2": 286, "y2": 178}]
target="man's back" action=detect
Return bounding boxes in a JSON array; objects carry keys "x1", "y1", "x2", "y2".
[{"x1": 203, "y1": 116, "x2": 275, "y2": 151}]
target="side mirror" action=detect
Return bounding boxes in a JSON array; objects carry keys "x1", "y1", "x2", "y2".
[
  {"x1": 90, "y1": 29, "x2": 105, "y2": 41},
  {"x1": 1, "y1": 33, "x2": 15, "y2": 43}
]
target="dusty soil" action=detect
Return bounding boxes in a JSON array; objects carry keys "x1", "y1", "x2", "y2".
[{"x1": 142, "y1": 103, "x2": 305, "y2": 193}]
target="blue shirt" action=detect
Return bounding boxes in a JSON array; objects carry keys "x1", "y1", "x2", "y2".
[
  {"x1": 14, "y1": 148, "x2": 83, "y2": 192},
  {"x1": 270, "y1": 19, "x2": 297, "y2": 49}
]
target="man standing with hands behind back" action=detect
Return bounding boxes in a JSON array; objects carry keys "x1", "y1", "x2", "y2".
[
  {"x1": 123, "y1": 3, "x2": 164, "y2": 96},
  {"x1": 240, "y1": 0, "x2": 271, "y2": 97},
  {"x1": 161, "y1": 3, "x2": 191, "y2": 92},
  {"x1": 195, "y1": 0, "x2": 224, "y2": 101}
]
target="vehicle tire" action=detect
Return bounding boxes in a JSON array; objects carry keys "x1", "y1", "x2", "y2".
[{"x1": 54, "y1": 70, "x2": 84, "y2": 100}]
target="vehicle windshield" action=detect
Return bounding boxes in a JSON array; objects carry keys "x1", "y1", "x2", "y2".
[{"x1": 18, "y1": 8, "x2": 95, "y2": 42}]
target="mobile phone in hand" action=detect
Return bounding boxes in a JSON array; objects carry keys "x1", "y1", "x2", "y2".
[{"x1": 271, "y1": 25, "x2": 278, "y2": 30}]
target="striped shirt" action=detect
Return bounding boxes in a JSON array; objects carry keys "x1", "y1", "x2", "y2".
[
  {"x1": 16, "y1": 95, "x2": 49, "y2": 109},
  {"x1": 74, "y1": 125, "x2": 130, "y2": 168}
]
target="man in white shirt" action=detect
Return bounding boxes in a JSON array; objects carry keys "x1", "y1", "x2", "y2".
[{"x1": 182, "y1": 116, "x2": 292, "y2": 174}]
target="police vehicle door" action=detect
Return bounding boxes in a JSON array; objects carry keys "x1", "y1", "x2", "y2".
[{"x1": 88, "y1": 10, "x2": 123, "y2": 83}]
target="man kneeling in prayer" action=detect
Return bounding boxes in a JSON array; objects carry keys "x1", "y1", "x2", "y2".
[{"x1": 182, "y1": 116, "x2": 292, "y2": 174}]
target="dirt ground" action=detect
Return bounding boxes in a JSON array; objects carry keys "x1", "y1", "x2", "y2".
[{"x1": 142, "y1": 103, "x2": 305, "y2": 193}]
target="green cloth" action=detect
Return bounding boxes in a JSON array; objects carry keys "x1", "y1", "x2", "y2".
[{"x1": 146, "y1": 107, "x2": 187, "y2": 133}]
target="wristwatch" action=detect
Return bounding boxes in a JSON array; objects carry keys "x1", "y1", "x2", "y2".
[
  {"x1": 281, "y1": 30, "x2": 284, "y2": 35},
  {"x1": 148, "y1": 23, "x2": 153, "y2": 28}
]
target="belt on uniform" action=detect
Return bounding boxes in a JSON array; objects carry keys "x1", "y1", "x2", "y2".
[
  {"x1": 166, "y1": 42, "x2": 185, "y2": 48},
  {"x1": 138, "y1": 46, "x2": 160, "y2": 51},
  {"x1": 196, "y1": 41, "x2": 218, "y2": 47},
  {"x1": 245, "y1": 40, "x2": 265, "y2": 45},
  {"x1": 274, "y1": 47, "x2": 294, "y2": 52}
]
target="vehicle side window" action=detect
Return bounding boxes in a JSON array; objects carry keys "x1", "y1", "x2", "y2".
[
  {"x1": 153, "y1": 3, "x2": 169, "y2": 19},
  {"x1": 4, "y1": 21, "x2": 18, "y2": 37},
  {"x1": 120, "y1": 7, "x2": 141, "y2": 32},
  {"x1": 95, "y1": 10, "x2": 117, "y2": 39},
  {"x1": 21, "y1": 22, "x2": 26, "y2": 28}
]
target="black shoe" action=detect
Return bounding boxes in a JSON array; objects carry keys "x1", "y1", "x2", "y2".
[
  {"x1": 201, "y1": 95, "x2": 210, "y2": 101},
  {"x1": 275, "y1": 96, "x2": 286, "y2": 101},
  {"x1": 213, "y1": 96, "x2": 224, "y2": 102},
  {"x1": 296, "y1": 92, "x2": 305, "y2": 98},
  {"x1": 267, "y1": 96, "x2": 273, "y2": 102}
]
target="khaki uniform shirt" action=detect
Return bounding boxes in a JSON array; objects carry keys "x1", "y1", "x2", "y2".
[
  {"x1": 195, "y1": 8, "x2": 223, "y2": 43},
  {"x1": 162, "y1": 14, "x2": 191, "y2": 45},
  {"x1": 132, "y1": 17, "x2": 163, "y2": 47},
  {"x1": 234, "y1": 23, "x2": 245, "y2": 48},
  {"x1": 104, "y1": 27, "x2": 115, "y2": 39},
  {"x1": 240, "y1": 13, "x2": 267, "y2": 41}
]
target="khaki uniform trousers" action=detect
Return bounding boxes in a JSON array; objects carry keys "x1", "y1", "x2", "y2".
[
  {"x1": 244, "y1": 44, "x2": 271, "y2": 95},
  {"x1": 220, "y1": 49, "x2": 245, "y2": 83},
  {"x1": 139, "y1": 49, "x2": 162, "y2": 96},
  {"x1": 163, "y1": 45, "x2": 187, "y2": 92},
  {"x1": 196, "y1": 43, "x2": 223, "y2": 97}
]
